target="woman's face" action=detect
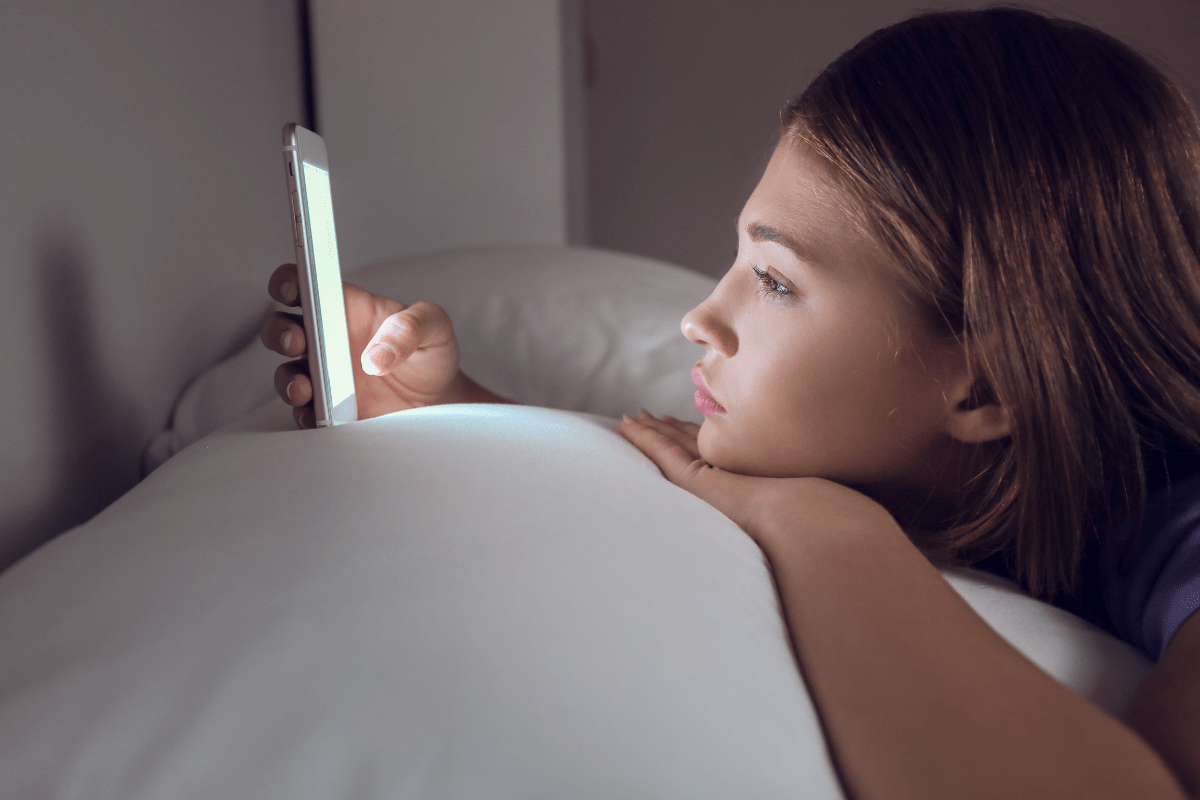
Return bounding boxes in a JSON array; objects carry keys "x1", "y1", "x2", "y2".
[{"x1": 686, "y1": 141, "x2": 967, "y2": 494}]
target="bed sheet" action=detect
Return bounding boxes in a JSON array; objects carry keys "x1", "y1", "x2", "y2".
[{"x1": 0, "y1": 401, "x2": 1151, "y2": 799}]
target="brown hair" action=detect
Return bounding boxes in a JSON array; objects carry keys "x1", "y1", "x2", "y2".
[{"x1": 784, "y1": 6, "x2": 1200, "y2": 599}]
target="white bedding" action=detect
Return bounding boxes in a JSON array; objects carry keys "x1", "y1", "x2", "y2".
[{"x1": 0, "y1": 246, "x2": 1151, "y2": 799}]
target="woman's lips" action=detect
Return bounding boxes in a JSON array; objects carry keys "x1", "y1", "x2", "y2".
[{"x1": 691, "y1": 366, "x2": 726, "y2": 416}]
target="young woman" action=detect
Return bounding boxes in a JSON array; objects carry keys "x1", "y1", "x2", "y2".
[{"x1": 261, "y1": 8, "x2": 1200, "y2": 798}]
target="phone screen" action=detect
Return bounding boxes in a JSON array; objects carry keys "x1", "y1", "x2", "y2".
[{"x1": 300, "y1": 162, "x2": 355, "y2": 414}]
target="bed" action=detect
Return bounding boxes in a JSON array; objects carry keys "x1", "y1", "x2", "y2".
[{"x1": 0, "y1": 245, "x2": 1151, "y2": 798}]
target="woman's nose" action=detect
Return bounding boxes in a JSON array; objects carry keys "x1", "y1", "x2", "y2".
[{"x1": 681, "y1": 295, "x2": 737, "y2": 357}]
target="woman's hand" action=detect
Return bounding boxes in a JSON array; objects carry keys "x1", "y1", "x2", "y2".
[
  {"x1": 619, "y1": 411, "x2": 768, "y2": 535},
  {"x1": 259, "y1": 263, "x2": 499, "y2": 429},
  {"x1": 618, "y1": 410, "x2": 899, "y2": 556}
]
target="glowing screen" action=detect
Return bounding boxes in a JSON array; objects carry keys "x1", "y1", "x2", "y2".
[{"x1": 301, "y1": 162, "x2": 355, "y2": 414}]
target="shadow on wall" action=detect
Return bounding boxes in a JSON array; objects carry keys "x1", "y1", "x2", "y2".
[{"x1": 0, "y1": 235, "x2": 142, "y2": 573}]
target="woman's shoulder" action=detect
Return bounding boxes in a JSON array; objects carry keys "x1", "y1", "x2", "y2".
[
  {"x1": 1094, "y1": 448, "x2": 1200, "y2": 661},
  {"x1": 974, "y1": 448, "x2": 1200, "y2": 662},
  {"x1": 1143, "y1": 447, "x2": 1200, "y2": 495}
]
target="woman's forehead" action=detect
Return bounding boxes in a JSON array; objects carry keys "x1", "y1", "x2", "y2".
[{"x1": 741, "y1": 141, "x2": 886, "y2": 277}]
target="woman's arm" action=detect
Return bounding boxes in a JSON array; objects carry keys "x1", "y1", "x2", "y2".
[
  {"x1": 438, "y1": 369, "x2": 515, "y2": 406},
  {"x1": 758, "y1": 495, "x2": 1191, "y2": 800},
  {"x1": 621, "y1": 413, "x2": 1196, "y2": 800},
  {"x1": 1126, "y1": 610, "x2": 1200, "y2": 797}
]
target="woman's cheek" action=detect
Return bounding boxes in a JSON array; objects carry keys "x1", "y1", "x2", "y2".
[
  {"x1": 696, "y1": 422, "x2": 717, "y2": 463},
  {"x1": 696, "y1": 423, "x2": 735, "y2": 469},
  {"x1": 697, "y1": 423, "x2": 759, "y2": 475}
]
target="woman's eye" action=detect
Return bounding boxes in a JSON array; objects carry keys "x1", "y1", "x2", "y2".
[{"x1": 752, "y1": 265, "x2": 791, "y2": 300}]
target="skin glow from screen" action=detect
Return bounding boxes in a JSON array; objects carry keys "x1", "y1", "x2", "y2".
[{"x1": 302, "y1": 162, "x2": 355, "y2": 411}]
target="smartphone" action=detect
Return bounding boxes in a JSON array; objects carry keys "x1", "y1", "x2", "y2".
[{"x1": 282, "y1": 123, "x2": 357, "y2": 426}]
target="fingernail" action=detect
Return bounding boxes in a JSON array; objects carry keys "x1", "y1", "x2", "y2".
[
  {"x1": 280, "y1": 280, "x2": 298, "y2": 303},
  {"x1": 365, "y1": 343, "x2": 396, "y2": 375},
  {"x1": 286, "y1": 379, "x2": 296, "y2": 401},
  {"x1": 637, "y1": 409, "x2": 651, "y2": 419},
  {"x1": 280, "y1": 330, "x2": 293, "y2": 352}
]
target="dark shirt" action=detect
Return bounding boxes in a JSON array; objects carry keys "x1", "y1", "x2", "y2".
[{"x1": 978, "y1": 449, "x2": 1200, "y2": 662}]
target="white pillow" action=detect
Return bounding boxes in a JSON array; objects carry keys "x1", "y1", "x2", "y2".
[
  {"x1": 3, "y1": 405, "x2": 838, "y2": 799},
  {"x1": 143, "y1": 244, "x2": 714, "y2": 472},
  {"x1": 0, "y1": 402, "x2": 1150, "y2": 799}
]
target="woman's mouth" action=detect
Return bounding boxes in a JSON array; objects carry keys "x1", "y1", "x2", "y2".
[{"x1": 691, "y1": 367, "x2": 727, "y2": 416}]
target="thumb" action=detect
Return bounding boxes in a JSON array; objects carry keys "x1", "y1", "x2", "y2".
[{"x1": 361, "y1": 301, "x2": 455, "y2": 376}]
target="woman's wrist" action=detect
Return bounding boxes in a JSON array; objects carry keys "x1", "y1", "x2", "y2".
[
  {"x1": 437, "y1": 370, "x2": 516, "y2": 406},
  {"x1": 747, "y1": 478, "x2": 905, "y2": 568}
]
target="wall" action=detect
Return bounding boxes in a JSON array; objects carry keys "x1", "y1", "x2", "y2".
[
  {"x1": 0, "y1": 0, "x2": 305, "y2": 570},
  {"x1": 584, "y1": 0, "x2": 1200, "y2": 278},
  {"x1": 310, "y1": 0, "x2": 578, "y2": 273},
  {"x1": 5, "y1": 0, "x2": 1194, "y2": 573},
  {"x1": 0, "y1": 0, "x2": 583, "y2": 573}
]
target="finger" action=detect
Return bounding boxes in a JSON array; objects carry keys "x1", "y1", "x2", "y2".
[
  {"x1": 361, "y1": 300, "x2": 456, "y2": 376},
  {"x1": 268, "y1": 263, "x2": 301, "y2": 307},
  {"x1": 259, "y1": 310, "x2": 307, "y2": 357},
  {"x1": 620, "y1": 415, "x2": 711, "y2": 483},
  {"x1": 274, "y1": 360, "x2": 312, "y2": 407},
  {"x1": 293, "y1": 404, "x2": 316, "y2": 430},
  {"x1": 621, "y1": 416, "x2": 755, "y2": 530},
  {"x1": 631, "y1": 410, "x2": 702, "y2": 460},
  {"x1": 660, "y1": 416, "x2": 702, "y2": 437},
  {"x1": 649, "y1": 413, "x2": 703, "y2": 447}
]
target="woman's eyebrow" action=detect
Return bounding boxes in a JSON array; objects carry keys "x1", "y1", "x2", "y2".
[{"x1": 744, "y1": 220, "x2": 820, "y2": 265}]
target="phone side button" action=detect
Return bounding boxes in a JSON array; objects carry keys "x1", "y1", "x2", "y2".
[{"x1": 289, "y1": 191, "x2": 304, "y2": 247}]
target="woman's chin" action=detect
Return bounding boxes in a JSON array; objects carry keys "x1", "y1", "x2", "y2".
[
  {"x1": 699, "y1": 433, "x2": 822, "y2": 480},
  {"x1": 696, "y1": 431, "x2": 764, "y2": 476}
]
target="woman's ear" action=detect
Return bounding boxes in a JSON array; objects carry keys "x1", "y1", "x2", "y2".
[{"x1": 945, "y1": 379, "x2": 1013, "y2": 444}]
